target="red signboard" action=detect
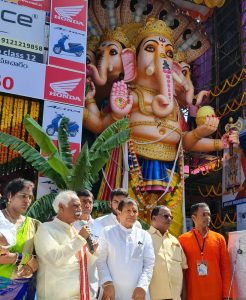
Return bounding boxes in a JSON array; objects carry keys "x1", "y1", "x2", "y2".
[
  {"x1": 44, "y1": 66, "x2": 85, "y2": 106},
  {"x1": 51, "y1": 0, "x2": 87, "y2": 31},
  {"x1": 18, "y1": 0, "x2": 50, "y2": 11}
]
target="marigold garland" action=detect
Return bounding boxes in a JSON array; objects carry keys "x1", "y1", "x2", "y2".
[
  {"x1": 0, "y1": 95, "x2": 41, "y2": 166},
  {"x1": 215, "y1": 92, "x2": 246, "y2": 117},
  {"x1": 198, "y1": 183, "x2": 222, "y2": 197},
  {"x1": 210, "y1": 213, "x2": 236, "y2": 229},
  {"x1": 210, "y1": 68, "x2": 246, "y2": 98}
]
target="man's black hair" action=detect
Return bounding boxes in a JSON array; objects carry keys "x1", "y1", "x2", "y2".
[
  {"x1": 190, "y1": 202, "x2": 209, "y2": 216},
  {"x1": 76, "y1": 189, "x2": 94, "y2": 200},
  {"x1": 110, "y1": 188, "x2": 128, "y2": 201},
  {"x1": 118, "y1": 198, "x2": 138, "y2": 212}
]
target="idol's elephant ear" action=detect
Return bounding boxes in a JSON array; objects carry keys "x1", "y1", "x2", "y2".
[{"x1": 121, "y1": 48, "x2": 136, "y2": 83}]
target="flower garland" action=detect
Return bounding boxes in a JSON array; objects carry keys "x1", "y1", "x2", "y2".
[
  {"x1": 198, "y1": 183, "x2": 222, "y2": 197},
  {"x1": 210, "y1": 213, "x2": 236, "y2": 229},
  {"x1": 0, "y1": 95, "x2": 40, "y2": 166},
  {"x1": 215, "y1": 92, "x2": 245, "y2": 117},
  {"x1": 210, "y1": 68, "x2": 246, "y2": 98}
]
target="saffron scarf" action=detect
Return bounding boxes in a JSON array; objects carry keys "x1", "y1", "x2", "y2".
[{"x1": 78, "y1": 245, "x2": 89, "y2": 300}]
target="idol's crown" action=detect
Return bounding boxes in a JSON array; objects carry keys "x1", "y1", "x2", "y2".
[
  {"x1": 174, "y1": 51, "x2": 187, "y2": 63},
  {"x1": 100, "y1": 27, "x2": 130, "y2": 48},
  {"x1": 132, "y1": 18, "x2": 173, "y2": 48},
  {"x1": 87, "y1": 35, "x2": 99, "y2": 53}
]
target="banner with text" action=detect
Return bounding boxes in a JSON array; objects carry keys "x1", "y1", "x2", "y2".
[
  {"x1": 0, "y1": 55, "x2": 46, "y2": 98},
  {"x1": 18, "y1": 0, "x2": 50, "y2": 12},
  {"x1": 0, "y1": 1, "x2": 46, "y2": 63}
]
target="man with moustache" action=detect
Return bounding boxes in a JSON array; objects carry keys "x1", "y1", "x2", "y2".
[
  {"x1": 179, "y1": 203, "x2": 232, "y2": 300},
  {"x1": 94, "y1": 188, "x2": 141, "y2": 232},
  {"x1": 35, "y1": 190, "x2": 91, "y2": 300},
  {"x1": 97, "y1": 198, "x2": 154, "y2": 300},
  {"x1": 148, "y1": 205, "x2": 187, "y2": 300}
]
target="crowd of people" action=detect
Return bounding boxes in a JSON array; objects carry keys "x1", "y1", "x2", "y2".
[{"x1": 0, "y1": 178, "x2": 233, "y2": 300}]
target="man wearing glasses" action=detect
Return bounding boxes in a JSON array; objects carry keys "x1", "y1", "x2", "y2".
[{"x1": 148, "y1": 205, "x2": 187, "y2": 300}]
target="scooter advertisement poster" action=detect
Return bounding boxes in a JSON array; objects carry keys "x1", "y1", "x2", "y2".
[
  {"x1": 42, "y1": 101, "x2": 83, "y2": 144},
  {"x1": 48, "y1": 24, "x2": 86, "y2": 72}
]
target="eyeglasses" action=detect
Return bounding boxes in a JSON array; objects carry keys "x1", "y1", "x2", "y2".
[
  {"x1": 158, "y1": 214, "x2": 174, "y2": 220},
  {"x1": 17, "y1": 193, "x2": 33, "y2": 200}
]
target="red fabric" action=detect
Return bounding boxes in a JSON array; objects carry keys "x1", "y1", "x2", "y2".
[
  {"x1": 179, "y1": 229, "x2": 232, "y2": 300},
  {"x1": 101, "y1": 147, "x2": 120, "y2": 200},
  {"x1": 78, "y1": 245, "x2": 90, "y2": 300}
]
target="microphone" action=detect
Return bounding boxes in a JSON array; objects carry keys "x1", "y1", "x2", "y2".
[{"x1": 79, "y1": 221, "x2": 95, "y2": 254}]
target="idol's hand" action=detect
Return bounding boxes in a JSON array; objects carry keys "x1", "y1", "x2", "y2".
[
  {"x1": 132, "y1": 287, "x2": 146, "y2": 300},
  {"x1": 86, "y1": 78, "x2": 96, "y2": 99},
  {"x1": 110, "y1": 80, "x2": 133, "y2": 117},
  {"x1": 195, "y1": 115, "x2": 219, "y2": 139},
  {"x1": 221, "y1": 130, "x2": 239, "y2": 149}
]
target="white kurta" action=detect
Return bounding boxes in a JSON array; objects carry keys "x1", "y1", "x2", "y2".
[
  {"x1": 0, "y1": 210, "x2": 16, "y2": 247},
  {"x1": 97, "y1": 224, "x2": 155, "y2": 300},
  {"x1": 94, "y1": 213, "x2": 142, "y2": 237},
  {"x1": 74, "y1": 216, "x2": 100, "y2": 300},
  {"x1": 34, "y1": 217, "x2": 86, "y2": 300}
]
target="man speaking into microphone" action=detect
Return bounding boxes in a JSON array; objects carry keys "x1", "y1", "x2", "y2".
[
  {"x1": 74, "y1": 189, "x2": 101, "y2": 300},
  {"x1": 34, "y1": 191, "x2": 91, "y2": 300}
]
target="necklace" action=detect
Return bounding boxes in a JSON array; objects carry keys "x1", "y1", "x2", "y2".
[{"x1": 4, "y1": 208, "x2": 23, "y2": 225}]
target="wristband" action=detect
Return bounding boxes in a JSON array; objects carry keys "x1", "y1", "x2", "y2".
[
  {"x1": 111, "y1": 113, "x2": 121, "y2": 121},
  {"x1": 15, "y1": 253, "x2": 23, "y2": 266},
  {"x1": 83, "y1": 108, "x2": 89, "y2": 122},
  {"x1": 214, "y1": 139, "x2": 221, "y2": 151},
  {"x1": 191, "y1": 130, "x2": 202, "y2": 140},
  {"x1": 86, "y1": 97, "x2": 96, "y2": 104}
]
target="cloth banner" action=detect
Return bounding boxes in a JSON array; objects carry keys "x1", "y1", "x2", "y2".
[{"x1": 228, "y1": 230, "x2": 246, "y2": 300}]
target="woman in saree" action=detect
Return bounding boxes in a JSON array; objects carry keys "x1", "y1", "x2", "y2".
[{"x1": 0, "y1": 178, "x2": 39, "y2": 299}]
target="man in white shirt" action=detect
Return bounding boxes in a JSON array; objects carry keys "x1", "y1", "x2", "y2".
[
  {"x1": 35, "y1": 190, "x2": 91, "y2": 300},
  {"x1": 97, "y1": 198, "x2": 155, "y2": 300},
  {"x1": 94, "y1": 188, "x2": 141, "y2": 233},
  {"x1": 74, "y1": 189, "x2": 101, "y2": 300}
]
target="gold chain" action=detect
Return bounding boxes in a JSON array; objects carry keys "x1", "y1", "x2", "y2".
[{"x1": 132, "y1": 87, "x2": 152, "y2": 116}]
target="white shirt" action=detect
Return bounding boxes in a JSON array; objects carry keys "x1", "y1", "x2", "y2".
[
  {"x1": 74, "y1": 216, "x2": 100, "y2": 300},
  {"x1": 0, "y1": 210, "x2": 16, "y2": 247},
  {"x1": 35, "y1": 217, "x2": 86, "y2": 300},
  {"x1": 94, "y1": 213, "x2": 142, "y2": 237},
  {"x1": 97, "y1": 224, "x2": 155, "y2": 300}
]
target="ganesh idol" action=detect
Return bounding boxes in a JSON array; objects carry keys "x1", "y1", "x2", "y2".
[{"x1": 84, "y1": 18, "x2": 238, "y2": 236}]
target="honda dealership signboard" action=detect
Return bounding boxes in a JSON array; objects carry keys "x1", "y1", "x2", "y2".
[
  {"x1": 44, "y1": 66, "x2": 85, "y2": 106},
  {"x1": 0, "y1": 1, "x2": 46, "y2": 62},
  {"x1": 48, "y1": 24, "x2": 86, "y2": 72},
  {"x1": 51, "y1": 0, "x2": 86, "y2": 31},
  {"x1": 48, "y1": 0, "x2": 87, "y2": 71},
  {"x1": 42, "y1": 100, "x2": 83, "y2": 144}
]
